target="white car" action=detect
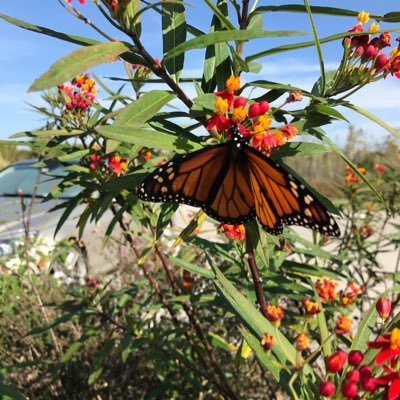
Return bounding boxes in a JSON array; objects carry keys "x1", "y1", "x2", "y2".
[{"x1": 0, "y1": 159, "x2": 126, "y2": 282}]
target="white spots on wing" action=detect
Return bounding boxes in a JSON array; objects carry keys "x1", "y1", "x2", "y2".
[
  {"x1": 166, "y1": 167, "x2": 173, "y2": 174},
  {"x1": 304, "y1": 195, "x2": 313, "y2": 204},
  {"x1": 304, "y1": 208, "x2": 312, "y2": 217},
  {"x1": 290, "y1": 181, "x2": 298, "y2": 190}
]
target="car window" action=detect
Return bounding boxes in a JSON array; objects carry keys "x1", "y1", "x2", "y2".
[{"x1": 0, "y1": 163, "x2": 82, "y2": 198}]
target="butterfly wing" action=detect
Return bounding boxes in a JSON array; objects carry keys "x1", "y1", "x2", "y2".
[
  {"x1": 137, "y1": 143, "x2": 256, "y2": 224},
  {"x1": 244, "y1": 145, "x2": 340, "y2": 236}
]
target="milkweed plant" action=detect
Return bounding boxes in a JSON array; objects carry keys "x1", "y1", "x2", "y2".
[{"x1": 0, "y1": 1, "x2": 399, "y2": 399}]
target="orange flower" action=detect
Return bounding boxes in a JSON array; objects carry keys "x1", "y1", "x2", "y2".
[
  {"x1": 315, "y1": 279, "x2": 337, "y2": 303},
  {"x1": 336, "y1": 316, "x2": 352, "y2": 334},
  {"x1": 108, "y1": 154, "x2": 128, "y2": 176},
  {"x1": 373, "y1": 163, "x2": 387, "y2": 175},
  {"x1": 264, "y1": 303, "x2": 284, "y2": 325},
  {"x1": 357, "y1": 11, "x2": 370, "y2": 25},
  {"x1": 302, "y1": 299, "x2": 321, "y2": 317},
  {"x1": 219, "y1": 224, "x2": 245, "y2": 240},
  {"x1": 296, "y1": 334, "x2": 309, "y2": 351},
  {"x1": 260, "y1": 333, "x2": 275, "y2": 351},
  {"x1": 225, "y1": 75, "x2": 241, "y2": 94}
]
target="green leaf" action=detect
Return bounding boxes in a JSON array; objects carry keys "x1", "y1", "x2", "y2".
[
  {"x1": 311, "y1": 128, "x2": 390, "y2": 210},
  {"x1": 245, "y1": 28, "x2": 400, "y2": 62},
  {"x1": 164, "y1": 29, "x2": 307, "y2": 61},
  {"x1": 156, "y1": 203, "x2": 178, "y2": 240},
  {"x1": 311, "y1": 283, "x2": 332, "y2": 357},
  {"x1": 0, "y1": 382, "x2": 25, "y2": 400},
  {"x1": 98, "y1": 125, "x2": 203, "y2": 153},
  {"x1": 311, "y1": 104, "x2": 349, "y2": 122},
  {"x1": 253, "y1": 5, "x2": 379, "y2": 19},
  {"x1": 88, "y1": 339, "x2": 115, "y2": 385},
  {"x1": 270, "y1": 142, "x2": 328, "y2": 160},
  {"x1": 162, "y1": 1, "x2": 187, "y2": 79},
  {"x1": 29, "y1": 41, "x2": 130, "y2": 91},
  {"x1": 208, "y1": 332, "x2": 236, "y2": 352},
  {"x1": 169, "y1": 256, "x2": 215, "y2": 278},
  {"x1": 0, "y1": 12, "x2": 99, "y2": 47},
  {"x1": 120, "y1": 332, "x2": 132, "y2": 363},
  {"x1": 203, "y1": 0, "x2": 235, "y2": 31},
  {"x1": 341, "y1": 102, "x2": 400, "y2": 139},
  {"x1": 114, "y1": 91, "x2": 176, "y2": 126},
  {"x1": 282, "y1": 260, "x2": 343, "y2": 280},
  {"x1": 201, "y1": 0, "x2": 231, "y2": 93}
]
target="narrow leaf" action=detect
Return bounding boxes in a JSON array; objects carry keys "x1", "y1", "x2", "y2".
[{"x1": 29, "y1": 41, "x2": 130, "y2": 91}]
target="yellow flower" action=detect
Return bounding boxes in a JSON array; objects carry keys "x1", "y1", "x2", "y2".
[
  {"x1": 296, "y1": 334, "x2": 309, "y2": 351},
  {"x1": 225, "y1": 75, "x2": 241, "y2": 94},
  {"x1": 214, "y1": 97, "x2": 229, "y2": 114},
  {"x1": 257, "y1": 115, "x2": 272, "y2": 130},
  {"x1": 390, "y1": 47, "x2": 400, "y2": 58},
  {"x1": 369, "y1": 22, "x2": 379, "y2": 32},
  {"x1": 390, "y1": 327, "x2": 400, "y2": 350},
  {"x1": 232, "y1": 106, "x2": 247, "y2": 123},
  {"x1": 357, "y1": 11, "x2": 370, "y2": 25}
]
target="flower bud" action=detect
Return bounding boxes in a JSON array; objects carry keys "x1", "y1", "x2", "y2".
[
  {"x1": 364, "y1": 44, "x2": 378, "y2": 60},
  {"x1": 248, "y1": 103, "x2": 261, "y2": 118},
  {"x1": 360, "y1": 377, "x2": 376, "y2": 392},
  {"x1": 348, "y1": 350, "x2": 364, "y2": 366},
  {"x1": 341, "y1": 382, "x2": 358, "y2": 398},
  {"x1": 376, "y1": 298, "x2": 391, "y2": 319},
  {"x1": 359, "y1": 365, "x2": 372, "y2": 379},
  {"x1": 326, "y1": 351, "x2": 347, "y2": 373},
  {"x1": 345, "y1": 369, "x2": 360, "y2": 383},
  {"x1": 319, "y1": 381, "x2": 335, "y2": 397},
  {"x1": 258, "y1": 100, "x2": 270, "y2": 114},
  {"x1": 296, "y1": 334, "x2": 309, "y2": 351},
  {"x1": 234, "y1": 97, "x2": 247, "y2": 108},
  {"x1": 260, "y1": 333, "x2": 275, "y2": 351},
  {"x1": 375, "y1": 53, "x2": 389, "y2": 70}
]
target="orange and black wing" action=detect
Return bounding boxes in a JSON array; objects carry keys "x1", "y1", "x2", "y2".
[
  {"x1": 137, "y1": 143, "x2": 256, "y2": 225},
  {"x1": 244, "y1": 145, "x2": 340, "y2": 236}
]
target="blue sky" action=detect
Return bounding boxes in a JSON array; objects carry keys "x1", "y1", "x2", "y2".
[{"x1": 0, "y1": 0, "x2": 399, "y2": 146}]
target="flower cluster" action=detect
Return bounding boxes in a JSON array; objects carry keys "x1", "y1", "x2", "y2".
[
  {"x1": 83, "y1": 151, "x2": 128, "y2": 177},
  {"x1": 84, "y1": 275, "x2": 100, "y2": 289},
  {"x1": 66, "y1": 0, "x2": 85, "y2": 5},
  {"x1": 206, "y1": 75, "x2": 298, "y2": 155},
  {"x1": 319, "y1": 298, "x2": 399, "y2": 400},
  {"x1": 315, "y1": 279, "x2": 363, "y2": 308},
  {"x1": 182, "y1": 270, "x2": 194, "y2": 290},
  {"x1": 58, "y1": 74, "x2": 97, "y2": 111},
  {"x1": 330, "y1": 11, "x2": 400, "y2": 96},
  {"x1": 219, "y1": 224, "x2": 245, "y2": 241},
  {"x1": 373, "y1": 163, "x2": 387, "y2": 175},
  {"x1": 345, "y1": 165, "x2": 366, "y2": 185}
]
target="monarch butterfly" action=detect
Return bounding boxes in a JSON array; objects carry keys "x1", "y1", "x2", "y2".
[{"x1": 137, "y1": 125, "x2": 340, "y2": 236}]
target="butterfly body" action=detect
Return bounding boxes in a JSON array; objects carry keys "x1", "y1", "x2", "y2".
[{"x1": 137, "y1": 126, "x2": 340, "y2": 236}]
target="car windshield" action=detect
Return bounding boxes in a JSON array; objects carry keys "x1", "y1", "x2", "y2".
[{"x1": 0, "y1": 162, "x2": 82, "y2": 198}]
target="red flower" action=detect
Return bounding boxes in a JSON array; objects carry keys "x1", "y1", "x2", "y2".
[
  {"x1": 367, "y1": 328, "x2": 400, "y2": 366},
  {"x1": 326, "y1": 351, "x2": 347, "y2": 373},
  {"x1": 205, "y1": 114, "x2": 231, "y2": 133},
  {"x1": 348, "y1": 350, "x2": 364, "y2": 366},
  {"x1": 108, "y1": 154, "x2": 128, "y2": 176},
  {"x1": 374, "y1": 366, "x2": 400, "y2": 400},
  {"x1": 345, "y1": 369, "x2": 360, "y2": 383},
  {"x1": 264, "y1": 303, "x2": 284, "y2": 325},
  {"x1": 302, "y1": 299, "x2": 321, "y2": 317},
  {"x1": 248, "y1": 103, "x2": 261, "y2": 118},
  {"x1": 219, "y1": 224, "x2": 245, "y2": 241},
  {"x1": 319, "y1": 381, "x2": 335, "y2": 397},
  {"x1": 341, "y1": 382, "x2": 358, "y2": 398},
  {"x1": 373, "y1": 163, "x2": 387, "y2": 175},
  {"x1": 376, "y1": 297, "x2": 392, "y2": 319}
]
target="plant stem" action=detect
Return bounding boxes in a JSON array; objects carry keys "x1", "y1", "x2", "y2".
[
  {"x1": 111, "y1": 206, "x2": 238, "y2": 399},
  {"x1": 245, "y1": 228, "x2": 267, "y2": 316}
]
